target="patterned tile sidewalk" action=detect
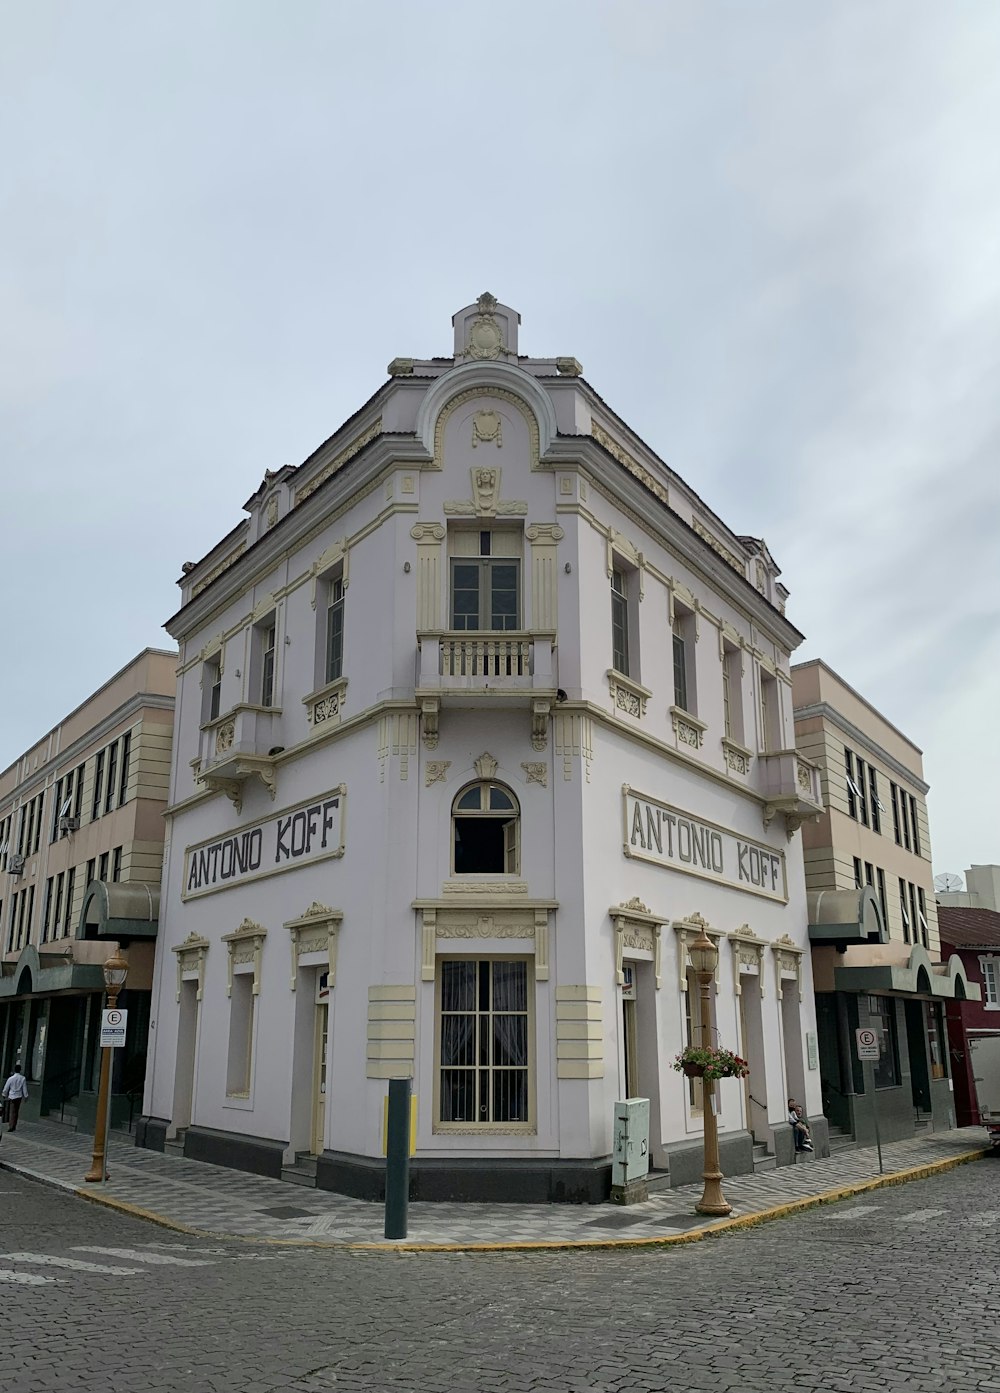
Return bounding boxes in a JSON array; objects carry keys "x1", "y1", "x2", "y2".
[{"x1": 0, "y1": 1118, "x2": 988, "y2": 1249}]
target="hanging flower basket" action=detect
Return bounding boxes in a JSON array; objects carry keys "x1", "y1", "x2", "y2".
[{"x1": 672, "y1": 1046, "x2": 749, "y2": 1082}]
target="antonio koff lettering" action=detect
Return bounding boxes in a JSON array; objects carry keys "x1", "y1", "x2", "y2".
[
  {"x1": 184, "y1": 789, "x2": 344, "y2": 898},
  {"x1": 624, "y1": 790, "x2": 786, "y2": 901}
]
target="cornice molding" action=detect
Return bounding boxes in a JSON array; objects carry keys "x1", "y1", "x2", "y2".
[{"x1": 793, "y1": 701, "x2": 930, "y2": 795}]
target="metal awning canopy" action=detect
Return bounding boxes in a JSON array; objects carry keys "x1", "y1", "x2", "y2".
[
  {"x1": 808, "y1": 886, "x2": 886, "y2": 945},
  {"x1": 78, "y1": 880, "x2": 160, "y2": 942},
  {"x1": 834, "y1": 943, "x2": 981, "y2": 1001}
]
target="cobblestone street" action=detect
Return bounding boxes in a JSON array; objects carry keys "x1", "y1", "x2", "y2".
[{"x1": 2, "y1": 1156, "x2": 998, "y2": 1392}]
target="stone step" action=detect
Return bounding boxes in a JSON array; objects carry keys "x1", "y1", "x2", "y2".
[
  {"x1": 281, "y1": 1165, "x2": 318, "y2": 1189},
  {"x1": 753, "y1": 1154, "x2": 777, "y2": 1172},
  {"x1": 645, "y1": 1169, "x2": 672, "y2": 1195}
]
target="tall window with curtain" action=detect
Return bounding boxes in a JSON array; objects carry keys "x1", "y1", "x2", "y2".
[{"x1": 439, "y1": 959, "x2": 530, "y2": 1126}]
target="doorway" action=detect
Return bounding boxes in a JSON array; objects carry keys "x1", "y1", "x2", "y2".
[
  {"x1": 739, "y1": 978, "x2": 769, "y2": 1140},
  {"x1": 172, "y1": 979, "x2": 200, "y2": 1132},
  {"x1": 622, "y1": 965, "x2": 638, "y2": 1098},
  {"x1": 311, "y1": 972, "x2": 330, "y2": 1156}
]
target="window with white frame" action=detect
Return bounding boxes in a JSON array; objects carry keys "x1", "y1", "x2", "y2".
[
  {"x1": 251, "y1": 614, "x2": 277, "y2": 707},
  {"x1": 760, "y1": 671, "x2": 780, "y2": 751},
  {"x1": 980, "y1": 957, "x2": 999, "y2": 1008},
  {"x1": 202, "y1": 656, "x2": 222, "y2": 724},
  {"x1": 672, "y1": 613, "x2": 695, "y2": 715},
  {"x1": 452, "y1": 781, "x2": 519, "y2": 875},
  {"x1": 449, "y1": 529, "x2": 521, "y2": 632},
  {"x1": 610, "y1": 566, "x2": 630, "y2": 675},
  {"x1": 438, "y1": 958, "x2": 530, "y2": 1126},
  {"x1": 683, "y1": 967, "x2": 706, "y2": 1110},
  {"x1": 226, "y1": 973, "x2": 255, "y2": 1097},
  {"x1": 722, "y1": 645, "x2": 743, "y2": 742},
  {"x1": 324, "y1": 574, "x2": 345, "y2": 684}
]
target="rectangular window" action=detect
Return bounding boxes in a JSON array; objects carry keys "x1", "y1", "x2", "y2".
[
  {"x1": 118, "y1": 732, "x2": 131, "y2": 807},
  {"x1": 86, "y1": 857, "x2": 96, "y2": 889},
  {"x1": 672, "y1": 631, "x2": 688, "y2": 712},
  {"x1": 890, "y1": 783, "x2": 901, "y2": 844},
  {"x1": 260, "y1": 622, "x2": 276, "y2": 707},
  {"x1": 926, "y1": 1002, "x2": 946, "y2": 1081},
  {"x1": 982, "y1": 959, "x2": 1000, "y2": 1007},
  {"x1": 53, "y1": 872, "x2": 65, "y2": 941},
  {"x1": 868, "y1": 766, "x2": 881, "y2": 835},
  {"x1": 92, "y1": 751, "x2": 105, "y2": 822},
  {"x1": 202, "y1": 657, "x2": 222, "y2": 723},
  {"x1": 899, "y1": 878, "x2": 910, "y2": 944},
  {"x1": 41, "y1": 878, "x2": 54, "y2": 944},
  {"x1": 845, "y1": 749, "x2": 858, "y2": 818},
  {"x1": 899, "y1": 792, "x2": 911, "y2": 851},
  {"x1": 104, "y1": 740, "x2": 119, "y2": 816},
  {"x1": 868, "y1": 996, "x2": 900, "y2": 1089},
  {"x1": 855, "y1": 756, "x2": 869, "y2": 827},
  {"x1": 864, "y1": 862, "x2": 874, "y2": 887},
  {"x1": 226, "y1": 972, "x2": 256, "y2": 1096},
  {"x1": 450, "y1": 534, "x2": 521, "y2": 633},
  {"x1": 51, "y1": 779, "x2": 64, "y2": 842},
  {"x1": 877, "y1": 868, "x2": 888, "y2": 931},
  {"x1": 439, "y1": 959, "x2": 529, "y2": 1126},
  {"x1": 98, "y1": 851, "x2": 109, "y2": 882},
  {"x1": 909, "y1": 795, "x2": 920, "y2": 856},
  {"x1": 325, "y1": 578, "x2": 346, "y2": 683},
  {"x1": 74, "y1": 763, "x2": 85, "y2": 820},
  {"x1": 916, "y1": 886, "x2": 928, "y2": 948},
  {"x1": 63, "y1": 868, "x2": 75, "y2": 938},
  {"x1": 760, "y1": 672, "x2": 780, "y2": 752},
  {"x1": 908, "y1": 883, "x2": 920, "y2": 949},
  {"x1": 853, "y1": 857, "x2": 863, "y2": 890},
  {"x1": 16, "y1": 805, "x2": 27, "y2": 855},
  {"x1": 721, "y1": 646, "x2": 743, "y2": 743},
  {"x1": 610, "y1": 568, "x2": 629, "y2": 675},
  {"x1": 111, "y1": 847, "x2": 122, "y2": 883}
]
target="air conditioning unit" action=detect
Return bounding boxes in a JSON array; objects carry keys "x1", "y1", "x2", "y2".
[
  {"x1": 59, "y1": 816, "x2": 79, "y2": 836},
  {"x1": 8, "y1": 854, "x2": 25, "y2": 876}
]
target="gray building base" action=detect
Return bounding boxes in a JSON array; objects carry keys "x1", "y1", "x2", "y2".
[
  {"x1": 317, "y1": 1151, "x2": 613, "y2": 1204},
  {"x1": 659, "y1": 1130, "x2": 754, "y2": 1187}
]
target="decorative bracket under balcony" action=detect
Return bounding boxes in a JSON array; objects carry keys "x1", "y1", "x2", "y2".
[
  {"x1": 759, "y1": 750, "x2": 824, "y2": 839},
  {"x1": 607, "y1": 669, "x2": 651, "y2": 719},
  {"x1": 198, "y1": 705, "x2": 282, "y2": 813}
]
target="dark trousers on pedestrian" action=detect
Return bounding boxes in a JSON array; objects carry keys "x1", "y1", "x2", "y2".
[{"x1": 6, "y1": 1098, "x2": 22, "y2": 1131}]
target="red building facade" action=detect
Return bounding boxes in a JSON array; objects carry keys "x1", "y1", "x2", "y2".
[{"x1": 938, "y1": 906, "x2": 1000, "y2": 1127}]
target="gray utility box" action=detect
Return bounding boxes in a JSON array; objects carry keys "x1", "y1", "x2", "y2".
[{"x1": 611, "y1": 1097, "x2": 650, "y2": 1204}]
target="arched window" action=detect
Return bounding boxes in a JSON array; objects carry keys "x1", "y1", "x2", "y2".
[{"x1": 452, "y1": 782, "x2": 519, "y2": 875}]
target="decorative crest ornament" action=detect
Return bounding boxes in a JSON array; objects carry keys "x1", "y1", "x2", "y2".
[
  {"x1": 474, "y1": 752, "x2": 499, "y2": 779},
  {"x1": 473, "y1": 410, "x2": 502, "y2": 449},
  {"x1": 463, "y1": 291, "x2": 505, "y2": 361}
]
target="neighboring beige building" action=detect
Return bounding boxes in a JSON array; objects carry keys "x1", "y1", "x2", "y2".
[
  {"x1": 792, "y1": 659, "x2": 976, "y2": 1147},
  {"x1": 0, "y1": 649, "x2": 175, "y2": 1131}
]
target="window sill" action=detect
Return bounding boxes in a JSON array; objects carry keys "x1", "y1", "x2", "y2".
[
  {"x1": 607, "y1": 669, "x2": 651, "y2": 719},
  {"x1": 721, "y1": 736, "x2": 753, "y2": 776},
  {"x1": 670, "y1": 705, "x2": 707, "y2": 750},
  {"x1": 303, "y1": 676, "x2": 348, "y2": 729}
]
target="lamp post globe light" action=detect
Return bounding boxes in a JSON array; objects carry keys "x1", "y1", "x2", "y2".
[
  {"x1": 688, "y1": 926, "x2": 732, "y2": 1218},
  {"x1": 84, "y1": 950, "x2": 129, "y2": 1184}
]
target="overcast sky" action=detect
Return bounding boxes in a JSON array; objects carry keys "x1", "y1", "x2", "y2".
[{"x1": 2, "y1": 2, "x2": 998, "y2": 879}]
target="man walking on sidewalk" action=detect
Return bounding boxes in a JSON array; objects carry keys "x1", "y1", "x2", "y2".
[{"x1": 2, "y1": 1063, "x2": 29, "y2": 1132}]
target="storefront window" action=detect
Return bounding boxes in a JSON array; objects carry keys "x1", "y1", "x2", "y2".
[
  {"x1": 925, "y1": 1002, "x2": 946, "y2": 1080},
  {"x1": 868, "y1": 995, "x2": 900, "y2": 1089}
]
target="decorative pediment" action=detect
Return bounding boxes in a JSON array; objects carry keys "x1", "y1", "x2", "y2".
[
  {"x1": 221, "y1": 920, "x2": 267, "y2": 997},
  {"x1": 418, "y1": 902, "x2": 552, "y2": 982},
  {"x1": 772, "y1": 933, "x2": 804, "y2": 1000},
  {"x1": 610, "y1": 900, "x2": 665, "y2": 989},
  {"x1": 474, "y1": 752, "x2": 499, "y2": 779},
  {"x1": 673, "y1": 914, "x2": 724, "y2": 991},
  {"x1": 286, "y1": 904, "x2": 343, "y2": 990},
  {"x1": 728, "y1": 924, "x2": 769, "y2": 997},
  {"x1": 172, "y1": 932, "x2": 210, "y2": 1003}
]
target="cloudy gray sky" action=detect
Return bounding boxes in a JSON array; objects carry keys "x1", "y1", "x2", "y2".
[{"x1": 2, "y1": 1, "x2": 998, "y2": 878}]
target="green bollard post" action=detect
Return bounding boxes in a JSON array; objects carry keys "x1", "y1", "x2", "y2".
[{"x1": 384, "y1": 1077, "x2": 411, "y2": 1240}]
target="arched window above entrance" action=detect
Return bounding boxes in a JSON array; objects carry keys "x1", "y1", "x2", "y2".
[{"x1": 452, "y1": 782, "x2": 519, "y2": 875}]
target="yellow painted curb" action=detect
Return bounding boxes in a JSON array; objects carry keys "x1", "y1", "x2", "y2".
[{"x1": 11, "y1": 1146, "x2": 990, "y2": 1254}]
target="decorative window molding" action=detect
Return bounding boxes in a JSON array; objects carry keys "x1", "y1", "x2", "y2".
[
  {"x1": 980, "y1": 956, "x2": 1000, "y2": 1009},
  {"x1": 772, "y1": 933, "x2": 804, "y2": 1000},
  {"x1": 172, "y1": 931, "x2": 209, "y2": 1003},
  {"x1": 608, "y1": 669, "x2": 651, "y2": 719},
  {"x1": 308, "y1": 537, "x2": 350, "y2": 609},
  {"x1": 221, "y1": 918, "x2": 267, "y2": 998},
  {"x1": 728, "y1": 925, "x2": 768, "y2": 997},
  {"x1": 286, "y1": 902, "x2": 343, "y2": 990},
  {"x1": 417, "y1": 901, "x2": 554, "y2": 981},
  {"x1": 722, "y1": 737, "x2": 753, "y2": 776},
  {"x1": 610, "y1": 898, "x2": 664, "y2": 989},
  {"x1": 303, "y1": 675, "x2": 348, "y2": 729},
  {"x1": 673, "y1": 913, "x2": 724, "y2": 991},
  {"x1": 670, "y1": 705, "x2": 707, "y2": 750}
]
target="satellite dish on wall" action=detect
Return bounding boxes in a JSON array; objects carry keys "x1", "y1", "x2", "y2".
[{"x1": 933, "y1": 872, "x2": 964, "y2": 893}]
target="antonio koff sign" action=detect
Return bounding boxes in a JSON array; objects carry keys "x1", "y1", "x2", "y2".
[
  {"x1": 183, "y1": 786, "x2": 345, "y2": 899},
  {"x1": 623, "y1": 788, "x2": 787, "y2": 902}
]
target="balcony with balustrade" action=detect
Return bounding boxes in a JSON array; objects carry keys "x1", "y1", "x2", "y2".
[
  {"x1": 415, "y1": 631, "x2": 558, "y2": 752},
  {"x1": 758, "y1": 750, "x2": 824, "y2": 836},
  {"x1": 196, "y1": 704, "x2": 283, "y2": 811}
]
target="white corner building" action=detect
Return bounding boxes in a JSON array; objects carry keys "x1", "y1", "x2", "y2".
[{"x1": 139, "y1": 295, "x2": 827, "y2": 1200}]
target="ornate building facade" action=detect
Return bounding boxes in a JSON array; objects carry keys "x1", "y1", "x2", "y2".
[{"x1": 139, "y1": 296, "x2": 826, "y2": 1200}]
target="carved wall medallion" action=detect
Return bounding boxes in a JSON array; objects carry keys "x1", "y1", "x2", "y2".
[
  {"x1": 215, "y1": 721, "x2": 235, "y2": 754},
  {"x1": 464, "y1": 293, "x2": 505, "y2": 360},
  {"x1": 425, "y1": 760, "x2": 451, "y2": 787},
  {"x1": 521, "y1": 762, "x2": 547, "y2": 787},
  {"x1": 472, "y1": 411, "x2": 502, "y2": 449}
]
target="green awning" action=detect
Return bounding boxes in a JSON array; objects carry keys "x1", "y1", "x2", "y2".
[
  {"x1": 78, "y1": 880, "x2": 160, "y2": 942},
  {"x1": 0, "y1": 944, "x2": 105, "y2": 999},
  {"x1": 809, "y1": 886, "x2": 886, "y2": 945},
  {"x1": 834, "y1": 943, "x2": 980, "y2": 1001}
]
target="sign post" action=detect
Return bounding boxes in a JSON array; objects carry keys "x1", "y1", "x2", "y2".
[{"x1": 856, "y1": 1027, "x2": 883, "y2": 1174}]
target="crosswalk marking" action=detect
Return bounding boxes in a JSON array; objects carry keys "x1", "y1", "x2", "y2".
[
  {"x1": 829, "y1": 1204, "x2": 881, "y2": 1220},
  {"x1": 73, "y1": 1246, "x2": 215, "y2": 1267},
  {"x1": 3, "y1": 1252, "x2": 142, "y2": 1274},
  {"x1": 895, "y1": 1208, "x2": 946, "y2": 1223},
  {"x1": 0, "y1": 1270, "x2": 55, "y2": 1285}
]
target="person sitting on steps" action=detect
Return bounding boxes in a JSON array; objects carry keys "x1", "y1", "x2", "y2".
[{"x1": 788, "y1": 1097, "x2": 813, "y2": 1151}]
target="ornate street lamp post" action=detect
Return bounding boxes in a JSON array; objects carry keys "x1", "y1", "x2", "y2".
[
  {"x1": 688, "y1": 927, "x2": 732, "y2": 1217},
  {"x1": 84, "y1": 950, "x2": 129, "y2": 1184}
]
